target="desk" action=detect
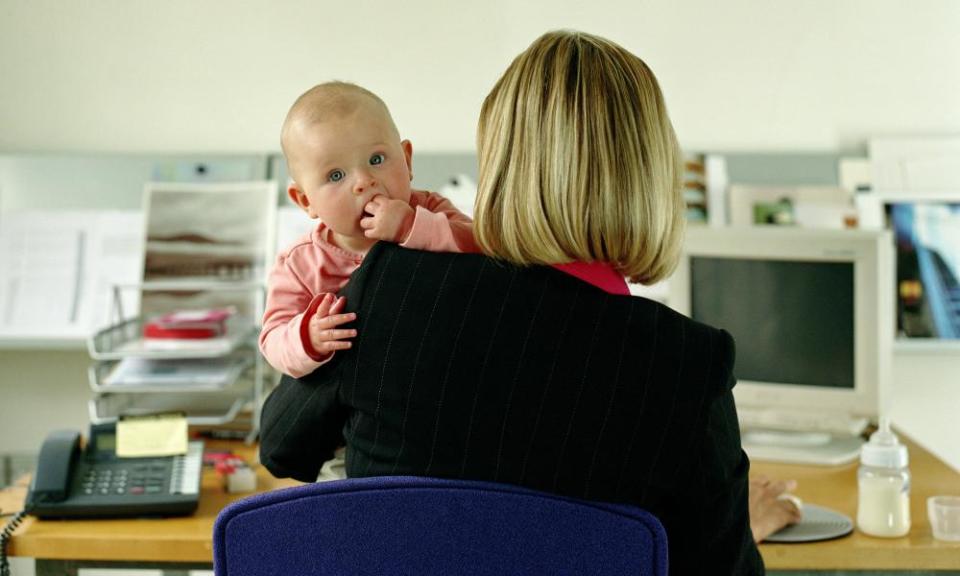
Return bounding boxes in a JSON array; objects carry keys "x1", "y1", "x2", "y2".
[
  {"x1": 754, "y1": 434, "x2": 960, "y2": 572},
  {"x1": 2, "y1": 441, "x2": 300, "y2": 575},
  {"x1": 4, "y1": 437, "x2": 960, "y2": 573}
]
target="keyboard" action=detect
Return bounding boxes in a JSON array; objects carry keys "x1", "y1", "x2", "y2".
[
  {"x1": 736, "y1": 407, "x2": 869, "y2": 437},
  {"x1": 742, "y1": 431, "x2": 864, "y2": 466}
]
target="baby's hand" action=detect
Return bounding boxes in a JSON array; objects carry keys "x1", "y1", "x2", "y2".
[
  {"x1": 360, "y1": 195, "x2": 415, "y2": 242},
  {"x1": 308, "y1": 294, "x2": 357, "y2": 360}
]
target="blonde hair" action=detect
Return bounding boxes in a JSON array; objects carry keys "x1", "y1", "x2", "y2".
[
  {"x1": 474, "y1": 30, "x2": 685, "y2": 284},
  {"x1": 281, "y1": 82, "x2": 398, "y2": 181}
]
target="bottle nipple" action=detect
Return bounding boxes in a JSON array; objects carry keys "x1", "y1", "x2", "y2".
[{"x1": 861, "y1": 416, "x2": 908, "y2": 469}]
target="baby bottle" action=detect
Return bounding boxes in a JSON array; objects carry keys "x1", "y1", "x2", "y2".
[{"x1": 857, "y1": 418, "x2": 911, "y2": 537}]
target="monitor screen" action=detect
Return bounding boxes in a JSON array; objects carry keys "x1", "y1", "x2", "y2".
[
  {"x1": 691, "y1": 257, "x2": 854, "y2": 389},
  {"x1": 888, "y1": 202, "x2": 960, "y2": 339},
  {"x1": 668, "y1": 227, "x2": 892, "y2": 423}
]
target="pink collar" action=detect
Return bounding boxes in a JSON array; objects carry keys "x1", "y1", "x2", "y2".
[{"x1": 551, "y1": 261, "x2": 630, "y2": 295}]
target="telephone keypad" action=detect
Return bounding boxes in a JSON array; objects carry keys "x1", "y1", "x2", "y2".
[{"x1": 81, "y1": 464, "x2": 167, "y2": 497}]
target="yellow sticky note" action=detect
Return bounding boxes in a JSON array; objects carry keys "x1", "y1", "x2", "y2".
[{"x1": 116, "y1": 413, "x2": 188, "y2": 458}]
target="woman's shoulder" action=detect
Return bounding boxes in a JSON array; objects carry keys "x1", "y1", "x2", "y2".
[
  {"x1": 617, "y1": 294, "x2": 735, "y2": 379},
  {"x1": 358, "y1": 244, "x2": 735, "y2": 368},
  {"x1": 633, "y1": 295, "x2": 733, "y2": 351}
]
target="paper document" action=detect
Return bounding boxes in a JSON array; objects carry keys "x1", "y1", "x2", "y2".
[
  {"x1": 0, "y1": 213, "x2": 85, "y2": 332},
  {"x1": 104, "y1": 356, "x2": 249, "y2": 388},
  {"x1": 116, "y1": 412, "x2": 188, "y2": 457},
  {"x1": 0, "y1": 210, "x2": 143, "y2": 341}
]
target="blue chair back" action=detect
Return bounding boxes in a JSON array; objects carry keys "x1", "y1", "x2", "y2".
[{"x1": 213, "y1": 476, "x2": 667, "y2": 576}]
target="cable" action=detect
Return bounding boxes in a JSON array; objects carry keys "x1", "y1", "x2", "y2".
[{"x1": 0, "y1": 511, "x2": 26, "y2": 576}]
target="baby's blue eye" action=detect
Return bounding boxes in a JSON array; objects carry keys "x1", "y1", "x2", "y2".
[
  {"x1": 369, "y1": 153, "x2": 385, "y2": 166},
  {"x1": 328, "y1": 169, "x2": 344, "y2": 183}
]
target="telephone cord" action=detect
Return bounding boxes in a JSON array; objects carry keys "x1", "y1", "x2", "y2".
[{"x1": 0, "y1": 511, "x2": 26, "y2": 576}]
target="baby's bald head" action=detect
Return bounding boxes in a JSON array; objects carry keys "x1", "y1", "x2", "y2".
[{"x1": 281, "y1": 82, "x2": 399, "y2": 183}]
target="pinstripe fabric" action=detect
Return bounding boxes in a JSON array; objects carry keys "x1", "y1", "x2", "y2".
[{"x1": 260, "y1": 242, "x2": 763, "y2": 575}]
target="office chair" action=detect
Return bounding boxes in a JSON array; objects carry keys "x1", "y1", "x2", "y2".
[{"x1": 213, "y1": 476, "x2": 668, "y2": 576}]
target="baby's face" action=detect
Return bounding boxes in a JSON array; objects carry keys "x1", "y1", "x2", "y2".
[{"x1": 289, "y1": 105, "x2": 413, "y2": 250}]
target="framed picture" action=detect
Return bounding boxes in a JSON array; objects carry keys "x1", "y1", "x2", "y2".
[
  {"x1": 857, "y1": 190, "x2": 960, "y2": 341},
  {"x1": 140, "y1": 181, "x2": 278, "y2": 320}
]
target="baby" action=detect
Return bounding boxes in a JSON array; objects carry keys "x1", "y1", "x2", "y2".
[{"x1": 260, "y1": 82, "x2": 477, "y2": 377}]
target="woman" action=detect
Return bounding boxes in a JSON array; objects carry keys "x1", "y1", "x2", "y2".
[{"x1": 261, "y1": 30, "x2": 797, "y2": 574}]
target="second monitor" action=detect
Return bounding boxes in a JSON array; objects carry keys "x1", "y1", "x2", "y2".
[{"x1": 668, "y1": 227, "x2": 894, "y2": 465}]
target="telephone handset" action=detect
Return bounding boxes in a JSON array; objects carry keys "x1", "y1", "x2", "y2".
[
  {"x1": 27, "y1": 430, "x2": 81, "y2": 508},
  {"x1": 25, "y1": 424, "x2": 203, "y2": 518}
]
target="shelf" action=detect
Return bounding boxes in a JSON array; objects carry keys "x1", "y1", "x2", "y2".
[
  {"x1": 85, "y1": 280, "x2": 269, "y2": 443},
  {"x1": 88, "y1": 354, "x2": 254, "y2": 393},
  {"x1": 0, "y1": 336, "x2": 87, "y2": 350},
  {"x1": 88, "y1": 316, "x2": 257, "y2": 360},
  {"x1": 88, "y1": 382, "x2": 250, "y2": 425},
  {"x1": 134, "y1": 280, "x2": 267, "y2": 292}
]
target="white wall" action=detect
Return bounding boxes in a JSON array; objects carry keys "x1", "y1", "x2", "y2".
[
  {"x1": 0, "y1": 351, "x2": 92, "y2": 454},
  {"x1": 1, "y1": 0, "x2": 959, "y2": 154},
  {"x1": 1, "y1": 0, "x2": 959, "y2": 470},
  {"x1": 890, "y1": 350, "x2": 960, "y2": 471}
]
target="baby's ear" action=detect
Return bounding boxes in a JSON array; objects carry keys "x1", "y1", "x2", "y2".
[
  {"x1": 287, "y1": 183, "x2": 311, "y2": 212},
  {"x1": 401, "y1": 139, "x2": 413, "y2": 181}
]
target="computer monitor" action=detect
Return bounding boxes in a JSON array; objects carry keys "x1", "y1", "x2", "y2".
[{"x1": 668, "y1": 227, "x2": 894, "y2": 465}]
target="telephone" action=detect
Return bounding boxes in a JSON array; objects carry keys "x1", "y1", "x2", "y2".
[{"x1": 25, "y1": 423, "x2": 203, "y2": 518}]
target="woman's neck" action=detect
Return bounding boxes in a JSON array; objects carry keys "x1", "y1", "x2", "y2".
[{"x1": 551, "y1": 261, "x2": 630, "y2": 295}]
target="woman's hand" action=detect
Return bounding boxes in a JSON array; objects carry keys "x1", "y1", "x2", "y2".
[{"x1": 749, "y1": 476, "x2": 803, "y2": 543}]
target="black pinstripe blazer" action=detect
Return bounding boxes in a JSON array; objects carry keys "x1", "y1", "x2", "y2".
[{"x1": 260, "y1": 242, "x2": 763, "y2": 575}]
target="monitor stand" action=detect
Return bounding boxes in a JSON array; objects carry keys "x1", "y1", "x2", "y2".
[{"x1": 741, "y1": 429, "x2": 864, "y2": 466}]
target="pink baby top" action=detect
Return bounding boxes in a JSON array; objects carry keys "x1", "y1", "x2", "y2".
[{"x1": 260, "y1": 190, "x2": 477, "y2": 377}]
